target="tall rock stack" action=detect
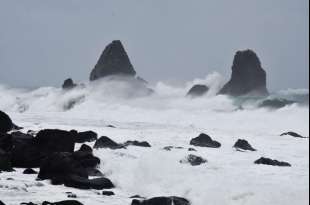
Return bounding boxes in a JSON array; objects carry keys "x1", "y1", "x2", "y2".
[
  {"x1": 90, "y1": 40, "x2": 136, "y2": 81},
  {"x1": 219, "y1": 50, "x2": 268, "y2": 96}
]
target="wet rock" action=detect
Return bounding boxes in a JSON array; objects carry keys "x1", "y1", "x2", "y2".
[
  {"x1": 0, "y1": 133, "x2": 12, "y2": 152},
  {"x1": 259, "y1": 98, "x2": 295, "y2": 109},
  {"x1": 188, "y1": 148, "x2": 197, "y2": 152},
  {"x1": 64, "y1": 175, "x2": 114, "y2": 190},
  {"x1": 254, "y1": 157, "x2": 291, "y2": 167},
  {"x1": 163, "y1": 146, "x2": 184, "y2": 151},
  {"x1": 75, "y1": 131, "x2": 98, "y2": 143},
  {"x1": 0, "y1": 149, "x2": 14, "y2": 172},
  {"x1": 23, "y1": 168, "x2": 38, "y2": 174},
  {"x1": 233, "y1": 139, "x2": 256, "y2": 151},
  {"x1": 131, "y1": 196, "x2": 190, "y2": 205},
  {"x1": 280, "y1": 131, "x2": 307, "y2": 138},
  {"x1": 62, "y1": 78, "x2": 76, "y2": 90},
  {"x1": 180, "y1": 154, "x2": 207, "y2": 166},
  {"x1": 42, "y1": 200, "x2": 84, "y2": 205},
  {"x1": 124, "y1": 140, "x2": 151, "y2": 147},
  {"x1": 35, "y1": 129, "x2": 76, "y2": 154},
  {"x1": 90, "y1": 40, "x2": 136, "y2": 81},
  {"x1": 190, "y1": 133, "x2": 221, "y2": 148},
  {"x1": 0, "y1": 200, "x2": 5, "y2": 205},
  {"x1": 186, "y1": 84, "x2": 209, "y2": 97},
  {"x1": 0, "y1": 110, "x2": 13, "y2": 133},
  {"x1": 219, "y1": 49, "x2": 268, "y2": 96},
  {"x1": 102, "y1": 191, "x2": 115, "y2": 196},
  {"x1": 93, "y1": 136, "x2": 125, "y2": 149}
]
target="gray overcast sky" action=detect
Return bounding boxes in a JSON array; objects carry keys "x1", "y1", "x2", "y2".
[{"x1": 0, "y1": 0, "x2": 308, "y2": 91}]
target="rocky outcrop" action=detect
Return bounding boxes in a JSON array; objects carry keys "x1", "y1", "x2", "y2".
[
  {"x1": 254, "y1": 157, "x2": 291, "y2": 167},
  {"x1": 0, "y1": 110, "x2": 13, "y2": 133},
  {"x1": 131, "y1": 196, "x2": 190, "y2": 205},
  {"x1": 219, "y1": 50, "x2": 268, "y2": 96},
  {"x1": 280, "y1": 131, "x2": 307, "y2": 138},
  {"x1": 233, "y1": 139, "x2": 256, "y2": 151},
  {"x1": 62, "y1": 78, "x2": 76, "y2": 90},
  {"x1": 90, "y1": 40, "x2": 136, "y2": 81},
  {"x1": 186, "y1": 84, "x2": 209, "y2": 97},
  {"x1": 190, "y1": 133, "x2": 221, "y2": 148},
  {"x1": 93, "y1": 136, "x2": 125, "y2": 149}
]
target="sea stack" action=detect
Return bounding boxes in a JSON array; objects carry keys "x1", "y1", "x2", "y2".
[
  {"x1": 219, "y1": 49, "x2": 268, "y2": 96},
  {"x1": 90, "y1": 40, "x2": 136, "y2": 81}
]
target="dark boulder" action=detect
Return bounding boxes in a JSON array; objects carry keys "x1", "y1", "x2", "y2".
[
  {"x1": 280, "y1": 131, "x2": 307, "y2": 138},
  {"x1": 93, "y1": 136, "x2": 125, "y2": 149},
  {"x1": 219, "y1": 50, "x2": 268, "y2": 96},
  {"x1": 233, "y1": 139, "x2": 256, "y2": 151},
  {"x1": 23, "y1": 168, "x2": 38, "y2": 174},
  {"x1": 0, "y1": 133, "x2": 12, "y2": 152},
  {"x1": 186, "y1": 84, "x2": 209, "y2": 97},
  {"x1": 78, "y1": 144, "x2": 93, "y2": 153},
  {"x1": 254, "y1": 157, "x2": 291, "y2": 167},
  {"x1": 0, "y1": 200, "x2": 5, "y2": 205},
  {"x1": 102, "y1": 191, "x2": 115, "y2": 196},
  {"x1": 259, "y1": 98, "x2": 295, "y2": 109},
  {"x1": 132, "y1": 196, "x2": 190, "y2": 205},
  {"x1": 124, "y1": 140, "x2": 151, "y2": 148},
  {"x1": 62, "y1": 78, "x2": 76, "y2": 90},
  {"x1": 75, "y1": 131, "x2": 98, "y2": 143},
  {"x1": 180, "y1": 154, "x2": 207, "y2": 166},
  {"x1": 64, "y1": 175, "x2": 114, "y2": 190},
  {"x1": 90, "y1": 40, "x2": 136, "y2": 81},
  {"x1": 35, "y1": 129, "x2": 76, "y2": 153},
  {"x1": 38, "y1": 152, "x2": 88, "y2": 182},
  {"x1": 190, "y1": 133, "x2": 221, "y2": 148},
  {"x1": 0, "y1": 110, "x2": 13, "y2": 133}
]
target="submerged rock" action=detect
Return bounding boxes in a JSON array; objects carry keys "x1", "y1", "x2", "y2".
[
  {"x1": 233, "y1": 139, "x2": 256, "y2": 151},
  {"x1": 219, "y1": 50, "x2": 268, "y2": 96},
  {"x1": 124, "y1": 140, "x2": 151, "y2": 147},
  {"x1": 190, "y1": 133, "x2": 221, "y2": 148},
  {"x1": 259, "y1": 98, "x2": 295, "y2": 109},
  {"x1": 131, "y1": 196, "x2": 190, "y2": 205},
  {"x1": 93, "y1": 136, "x2": 125, "y2": 149},
  {"x1": 90, "y1": 40, "x2": 136, "y2": 81},
  {"x1": 254, "y1": 157, "x2": 291, "y2": 167},
  {"x1": 186, "y1": 84, "x2": 209, "y2": 97},
  {"x1": 280, "y1": 131, "x2": 307, "y2": 138},
  {"x1": 180, "y1": 154, "x2": 207, "y2": 166},
  {"x1": 62, "y1": 78, "x2": 76, "y2": 90}
]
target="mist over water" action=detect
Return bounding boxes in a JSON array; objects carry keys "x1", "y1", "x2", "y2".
[{"x1": 0, "y1": 73, "x2": 308, "y2": 135}]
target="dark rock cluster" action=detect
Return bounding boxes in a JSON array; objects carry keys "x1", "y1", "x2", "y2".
[
  {"x1": 131, "y1": 196, "x2": 190, "y2": 205},
  {"x1": 254, "y1": 157, "x2": 291, "y2": 167},
  {"x1": 93, "y1": 136, "x2": 152, "y2": 149}
]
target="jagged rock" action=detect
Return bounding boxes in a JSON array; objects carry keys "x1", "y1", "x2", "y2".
[
  {"x1": 219, "y1": 50, "x2": 268, "y2": 96},
  {"x1": 280, "y1": 131, "x2": 307, "y2": 138},
  {"x1": 93, "y1": 136, "x2": 125, "y2": 149},
  {"x1": 259, "y1": 98, "x2": 295, "y2": 109},
  {"x1": 62, "y1": 78, "x2": 76, "y2": 90},
  {"x1": 254, "y1": 157, "x2": 291, "y2": 167},
  {"x1": 190, "y1": 133, "x2": 221, "y2": 148},
  {"x1": 90, "y1": 40, "x2": 136, "y2": 81},
  {"x1": 124, "y1": 140, "x2": 151, "y2": 147},
  {"x1": 23, "y1": 168, "x2": 38, "y2": 174},
  {"x1": 180, "y1": 154, "x2": 207, "y2": 166},
  {"x1": 186, "y1": 84, "x2": 209, "y2": 97},
  {"x1": 75, "y1": 131, "x2": 98, "y2": 143},
  {"x1": 233, "y1": 139, "x2": 256, "y2": 151},
  {"x1": 131, "y1": 196, "x2": 190, "y2": 205},
  {"x1": 0, "y1": 110, "x2": 13, "y2": 133}
]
